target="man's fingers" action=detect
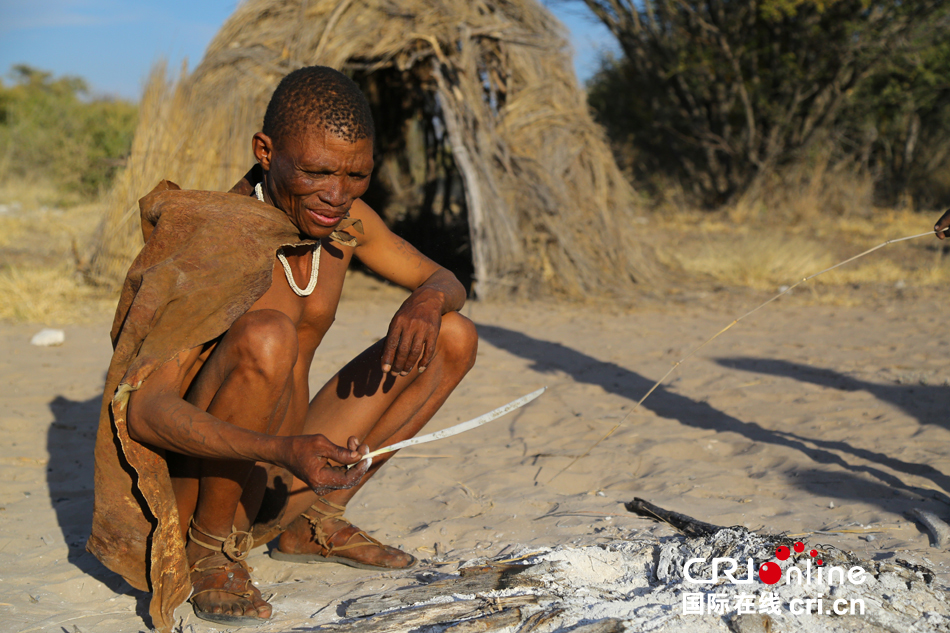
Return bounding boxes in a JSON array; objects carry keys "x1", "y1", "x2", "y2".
[
  {"x1": 339, "y1": 454, "x2": 372, "y2": 486},
  {"x1": 317, "y1": 436, "x2": 364, "y2": 466},
  {"x1": 383, "y1": 312, "x2": 442, "y2": 374},
  {"x1": 418, "y1": 329, "x2": 439, "y2": 373},
  {"x1": 934, "y1": 209, "x2": 950, "y2": 239},
  {"x1": 381, "y1": 329, "x2": 400, "y2": 373},
  {"x1": 314, "y1": 464, "x2": 350, "y2": 489},
  {"x1": 391, "y1": 329, "x2": 418, "y2": 375},
  {"x1": 313, "y1": 462, "x2": 365, "y2": 490},
  {"x1": 342, "y1": 462, "x2": 370, "y2": 488},
  {"x1": 402, "y1": 332, "x2": 427, "y2": 375}
]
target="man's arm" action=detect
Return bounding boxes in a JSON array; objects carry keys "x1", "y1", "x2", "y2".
[
  {"x1": 349, "y1": 199, "x2": 466, "y2": 375},
  {"x1": 126, "y1": 350, "x2": 370, "y2": 493}
]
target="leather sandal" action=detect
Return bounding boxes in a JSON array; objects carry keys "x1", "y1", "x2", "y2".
[
  {"x1": 271, "y1": 497, "x2": 416, "y2": 570},
  {"x1": 187, "y1": 520, "x2": 271, "y2": 625}
]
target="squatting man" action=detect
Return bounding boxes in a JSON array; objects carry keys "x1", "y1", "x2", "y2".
[{"x1": 87, "y1": 66, "x2": 477, "y2": 627}]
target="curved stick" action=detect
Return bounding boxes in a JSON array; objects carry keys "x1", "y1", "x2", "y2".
[{"x1": 357, "y1": 387, "x2": 547, "y2": 463}]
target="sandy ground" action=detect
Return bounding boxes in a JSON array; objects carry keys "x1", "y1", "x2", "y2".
[{"x1": 2, "y1": 276, "x2": 950, "y2": 631}]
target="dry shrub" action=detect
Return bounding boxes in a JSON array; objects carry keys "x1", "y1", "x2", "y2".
[
  {"x1": 668, "y1": 235, "x2": 834, "y2": 291},
  {"x1": 84, "y1": 0, "x2": 656, "y2": 299},
  {"x1": 0, "y1": 180, "x2": 119, "y2": 323},
  {"x1": 729, "y1": 157, "x2": 877, "y2": 225},
  {"x1": 654, "y1": 169, "x2": 950, "y2": 299},
  {"x1": 0, "y1": 182, "x2": 105, "y2": 262},
  {"x1": 0, "y1": 214, "x2": 27, "y2": 249},
  {"x1": 0, "y1": 265, "x2": 115, "y2": 323}
]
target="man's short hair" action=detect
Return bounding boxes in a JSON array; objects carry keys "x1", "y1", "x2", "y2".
[{"x1": 262, "y1": 66, "x2": 375, "y2": 146}]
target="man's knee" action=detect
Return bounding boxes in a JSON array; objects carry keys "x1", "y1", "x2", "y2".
[
  {"x1": 229, "y1": 310, "x2": 298, "y2": 381},
  {"x1": 439, "y1": 312, "x2": 478, "y2": 374}
]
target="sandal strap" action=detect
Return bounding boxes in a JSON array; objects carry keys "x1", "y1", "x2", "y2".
[
  {"x1": 302, "y1": 498, "x2": 344, "y2": 550},
  {"x1": 324, "y1": 529, "x2": 385, "y2": 554},
  {"x1": 301, "y1": 497, "x2": 383, "y2": 555},
  {"x1": 188, "y1": 519, "x2": 254, "y2": 562},
  {"x1": 190, "y1": 558, "x2": 256, "y2": 603},
  {"x1": 305, "y1": 496, "x2": 347, "y2": 518}
]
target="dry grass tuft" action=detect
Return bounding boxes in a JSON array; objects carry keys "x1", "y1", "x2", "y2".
[
  {"x1": 668, "y1": 235, "x2": 835, "y2": 291},
  {"x1": 653, "y1": 174, "x2": 950, "y2": 304},
  {"x1": 0, "y1": 180, "x2": 118, "y2": 324},
  {"x1": 0, "y1": 265, "x2": 116, "y2": 323},
  {"x1": 622, "y1": 148, "x2": 950, "y2": 304}
]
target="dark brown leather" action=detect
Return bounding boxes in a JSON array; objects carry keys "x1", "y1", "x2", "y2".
[{"x1": 87, "y1": 170, "x2": 315, "y2": 632}]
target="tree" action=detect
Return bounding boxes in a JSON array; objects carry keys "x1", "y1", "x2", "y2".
[
  {"x1": 580, "y1": 0, "x2": 950, "y2": 206},
  {"x1": 0, "y1": 65, "x2": 138, "y2": 197},
  {"x1": 841, "y1": 33, "x2": 950, "y2": 207}
]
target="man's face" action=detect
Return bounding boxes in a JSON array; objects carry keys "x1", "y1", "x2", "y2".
[{"x1": 257, "y1": 127, "x2": 374, "y2": 238}]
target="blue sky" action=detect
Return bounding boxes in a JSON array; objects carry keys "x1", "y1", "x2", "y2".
[{"x1": 0, "y1": 0, "x2": 619, "y2": 100}]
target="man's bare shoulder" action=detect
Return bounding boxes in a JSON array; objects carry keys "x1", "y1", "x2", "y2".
[
  {"x1": 347, "y1": 199, "x2": 441, "y2": 289},
  {"x1": 347, "y1": 199, "x2": 386, "y2": 235}
]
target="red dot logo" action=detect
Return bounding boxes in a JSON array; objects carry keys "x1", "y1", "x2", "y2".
[
  {"x1": 793, "y1": 542, "x2": 805, "y2": 553},
  {"x1": 775, "y1": 546, "x2": 790, "y2": 560},
  {"x1": 759, "y1": 562, "x2": 782, "y2": 585},
  {"x1": 817, "y1": 559, "x2": 824, "y2": 566}
]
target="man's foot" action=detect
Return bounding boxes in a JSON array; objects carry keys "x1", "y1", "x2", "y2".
[
  {"x1": 187, "y1": 522, "x2": 272, "y2": 625},
  {"x1": 272, "y1": 497, "x2": 416, "y2": 570}
]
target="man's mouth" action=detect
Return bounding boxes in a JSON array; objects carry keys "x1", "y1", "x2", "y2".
[{"x1": 306, "y1": 208, "x2": 344, "y2": 227}]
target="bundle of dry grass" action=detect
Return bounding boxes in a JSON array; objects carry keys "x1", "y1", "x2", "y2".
[{"x1": 83, "y1": 0, "x2": 654, "y2": 299}]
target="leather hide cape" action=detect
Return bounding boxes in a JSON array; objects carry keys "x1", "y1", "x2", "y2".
[{"x1": 86, "y1": 169, "x2": 321, "y2": 631}]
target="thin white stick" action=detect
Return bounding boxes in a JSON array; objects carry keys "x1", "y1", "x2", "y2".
[
  {"x1": 359, "y1": 387, "x2": 546, "y2": 462},
  {"x1": 548, "y1": 229, "x2": 939, "y2": 483}
]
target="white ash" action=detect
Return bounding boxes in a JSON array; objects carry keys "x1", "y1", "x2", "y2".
[{"x1": 447, "y1": 529, "x2": 950, "y2": 633}]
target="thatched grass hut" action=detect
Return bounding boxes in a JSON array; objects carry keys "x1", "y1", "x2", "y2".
[{"x1": 84, "y1": 0, "x2": 654, "y2": 298}]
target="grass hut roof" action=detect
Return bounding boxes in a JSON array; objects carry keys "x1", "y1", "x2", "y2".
[{"x1": 84, "y1": 0, "x2": 654, "y2": 298}]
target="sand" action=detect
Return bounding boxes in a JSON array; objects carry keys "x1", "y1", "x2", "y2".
[{"x1": 1, "y1": 277, "x2": 949, "y2": 632}]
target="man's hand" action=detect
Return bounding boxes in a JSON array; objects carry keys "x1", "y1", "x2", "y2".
[
  {"x1": 935, "y1": 208, "x2": 950, "y2": 240},
  {"x1": 283, "y1": 435, "x2": 370, "y2": 495},
  {"x1": 347, "y1": 200, "x2": 467, "y2": 374},
  {"x1": 381, "y1": 287, "x2": 444, "y2": 375}
]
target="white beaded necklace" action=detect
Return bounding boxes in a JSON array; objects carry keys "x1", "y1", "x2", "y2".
[{"x1": 255, "y1": 181, "x2": 320, "y2": 297}]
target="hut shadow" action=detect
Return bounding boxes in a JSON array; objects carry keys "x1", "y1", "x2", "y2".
[
  {"x1": 714, "y1": 357, "x2": 950, "y2": 493},
  {"x1": 476, "y1": 325, "x2": 950, "y2": 508},
  {"x1": 47, "y1": 394, "x2": 151, "y2": 621}
]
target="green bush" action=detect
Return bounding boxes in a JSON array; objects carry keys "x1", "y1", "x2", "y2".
[
  {"x1": 581, "y1": 0, "x2": 950, "y2": 209},
  {"x1": 0, "y1": 65, "x2": 138, "y2": 199}
]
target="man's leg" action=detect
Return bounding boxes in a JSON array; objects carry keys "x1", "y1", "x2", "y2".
[
  {"x1": 170, "y1": 309, "x2": 299, "y2": 620},
  {"x1": 275, "y1": 312, "x2": 477, "y2": 567}
]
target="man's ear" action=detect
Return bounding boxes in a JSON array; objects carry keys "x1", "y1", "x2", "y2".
[{"x1": 252, "y1": 132, "x2": 274, "y2": 170}]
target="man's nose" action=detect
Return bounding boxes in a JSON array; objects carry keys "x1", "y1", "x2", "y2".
[{"x1": 319, "y1": 177, "x2": 348, "y2": 207}]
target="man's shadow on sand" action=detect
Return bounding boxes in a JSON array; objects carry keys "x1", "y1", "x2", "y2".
[
  {"x1": 476, "y1": 324, "x2": 950, "y2": 510},
  {"x1": 47, "y1": 393, "x2": 150, "y2": 622}
]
